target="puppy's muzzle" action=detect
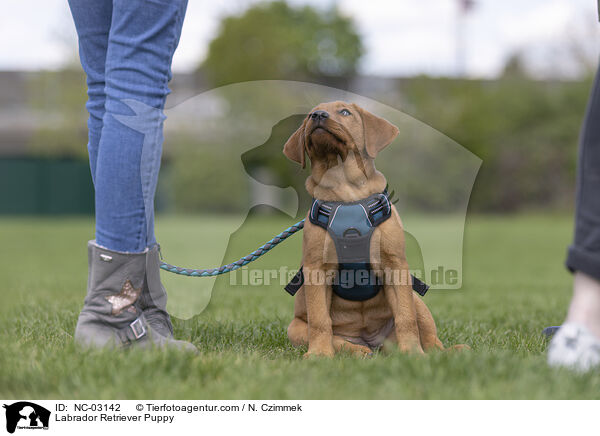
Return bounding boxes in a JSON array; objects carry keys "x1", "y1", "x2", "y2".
[{"x1": 309, "y1": 110, "x2": 332, "y2": 134}]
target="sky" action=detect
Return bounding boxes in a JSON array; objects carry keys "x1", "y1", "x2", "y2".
[{"x1": 1, "y1": 0, "x2": 598, "y2": 78}]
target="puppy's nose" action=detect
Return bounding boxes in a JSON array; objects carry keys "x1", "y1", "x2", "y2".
[{"x1": 310, "y1": 110, "x2": 329, "y2": 121}]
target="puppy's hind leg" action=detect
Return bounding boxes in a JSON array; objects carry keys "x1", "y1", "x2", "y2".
[
  {"x1": 288, "y1": 318, "x2": 372, "y2": 357},
  {"x1": 332, "y1": 336, "x2": 373, "y2": 357},
  {"x1": 287, "y1": 317, "x2": 309, "y2": 347},
  {"x1": 414, "y1": 295, "x2": 470, "y2": 352},
  {"x1": 414, "y1": 294, "x2": 444, "y2": 351}
]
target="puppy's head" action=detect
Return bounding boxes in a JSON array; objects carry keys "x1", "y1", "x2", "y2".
[{"x1": 283, "y1": 101, "x2": 399, "y2": 168}]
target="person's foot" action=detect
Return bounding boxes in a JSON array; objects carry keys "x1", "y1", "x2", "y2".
[
  {"x1": 547, "y1": 271, "x2": 600, "y2": 371},
  {"x1": 75, "y1": 241, "x2": 197, "y2": 353},
  {"x1": 139, "y1": 244, "x2": 175, "y2": 338},
  {"x1": 548, "y1": 322, "x2": 600, "y2": 371},
  {"x1": 564, "y1": 272, "x2": 600, "y2": 339},
  {"x1": 542, "y1": 326, "x2": 561, "y2": 337}
]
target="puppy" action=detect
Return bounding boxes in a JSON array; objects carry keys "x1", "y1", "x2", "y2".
[{"x1": 284, "y1": 101, "x2": 467, "y2": 358}]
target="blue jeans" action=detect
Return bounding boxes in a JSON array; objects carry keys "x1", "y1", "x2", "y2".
[{"x1": 68, "y1": 0, "x2": 188, "y2": 252}]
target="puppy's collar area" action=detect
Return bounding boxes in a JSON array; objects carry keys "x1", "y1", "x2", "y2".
[{"x1": 285, "y1": 190, "x2": 429, "y2": 301}]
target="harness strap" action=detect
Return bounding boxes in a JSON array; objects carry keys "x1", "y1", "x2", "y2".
[{"x1": 284, "y1": 267, "x2": 430, "y2": 297}]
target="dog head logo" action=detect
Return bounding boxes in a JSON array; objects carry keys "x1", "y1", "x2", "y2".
[
  {"x1": 3, "y1": 402, "x2": 50, "y2": 434},
  {"x1": 119, "y1": 81, "x2": 480, "y2": 318}
]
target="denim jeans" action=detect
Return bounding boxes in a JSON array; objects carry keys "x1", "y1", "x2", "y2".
[
  {"x1": 566, "y1": 63, "x2": 600, "y2": 281},
  {"x1": 68, "y1": 0, "x2": 188, "y2": 252}
]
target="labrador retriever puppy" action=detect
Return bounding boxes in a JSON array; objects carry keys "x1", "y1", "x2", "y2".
[{"x1": 284, "y1": 101, "x2": 467, "y2": 358}]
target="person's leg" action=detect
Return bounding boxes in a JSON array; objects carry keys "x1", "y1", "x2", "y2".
[
  {"x1": 563, "y1": 273, "x2": 600, "y2": 338},
  {"x1": 67, "y1": 0, "x2": 112, "y2": 183},
  {"x1": 94, "y1": 0, "x2": 188, "y2": 253},
  {"x1": 548, "y1": 65, "x2": 600, "y2": 370},
  {"x1": 563, "y1": 64, "x2": 600, "y2": 339},
  {"x1": 72, "y1": 0, "x2": 193, "y2": 349}
]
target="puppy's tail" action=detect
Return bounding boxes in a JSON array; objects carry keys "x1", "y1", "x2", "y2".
[
  {"x1": 441, "y1": 341, "x2": 471, "y2": 352},
  {"x1": 426, "y1": 337, "x2": 470, "y2": 352}
]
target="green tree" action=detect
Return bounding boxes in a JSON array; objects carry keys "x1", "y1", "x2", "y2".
[
  {"x1": 201, "y1": 1, "x2": 363, "y2": 86},
  {"x1": 403, "y1": 72, "x2": 591, "y2": 212}
]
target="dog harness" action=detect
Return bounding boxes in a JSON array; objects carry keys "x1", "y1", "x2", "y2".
[{"x1": 285, "y1": 191, "x2": 429, "y2": 301}]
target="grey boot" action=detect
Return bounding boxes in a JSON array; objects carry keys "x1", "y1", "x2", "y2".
[
  {"x1": 139, "y1": 244, "x2": 174, "y2": 337},
  {"x1": 74, "y1": 241, "x2": 197, "y2": 352}
]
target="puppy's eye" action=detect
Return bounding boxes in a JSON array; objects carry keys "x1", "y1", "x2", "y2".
[{"x1": 339, "y1": 109, "x2": 351, "y2": 116}]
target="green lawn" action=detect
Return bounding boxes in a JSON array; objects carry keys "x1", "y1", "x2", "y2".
[{"x1": 1, "y1": 213, "x2": 599, "y2": 399}]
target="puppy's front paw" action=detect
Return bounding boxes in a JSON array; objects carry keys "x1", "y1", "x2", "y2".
[
  {"x1": 398, "y1": 344, "x2": 425, "y2": 354},
  {"x1": 396, "y1": 337, "x2": 425, "y2": 354},
  {"x1": 396, "y1": 331, "x2": 425, "y2": 354}
]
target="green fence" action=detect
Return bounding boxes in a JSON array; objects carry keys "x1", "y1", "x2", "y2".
[{"x1": 0, "y1": 158, "x2": 94, "y2": 215}]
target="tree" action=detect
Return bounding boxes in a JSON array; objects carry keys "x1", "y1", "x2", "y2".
[{"x1": 201, "y1": 1, "x2": 363, "y2": 86}]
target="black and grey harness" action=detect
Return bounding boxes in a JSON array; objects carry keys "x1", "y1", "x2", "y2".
[{"x1": 285, "y1": 191, "x2": 429, "y2": 301}]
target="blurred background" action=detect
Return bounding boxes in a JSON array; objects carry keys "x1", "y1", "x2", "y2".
[
  {"x1": 4, "y1": 1, "x2": 600, "y2": 399},
  {"x1": 1, "y1": 0, "x2": 599, "y2": 216}
]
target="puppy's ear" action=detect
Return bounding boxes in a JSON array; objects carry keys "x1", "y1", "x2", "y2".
[
  {"x1": 353, "y1": 104, "x2": 399, "y2": 158},
  {"x1": 283, "y1": 117, "x2": 308, "y2": 168}
]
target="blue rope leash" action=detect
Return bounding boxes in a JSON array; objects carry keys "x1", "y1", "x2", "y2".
[{"x1": 159, "y1": 219, "x2": 305, "y2": 277}]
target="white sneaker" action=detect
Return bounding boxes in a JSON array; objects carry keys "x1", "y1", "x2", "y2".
[{"x1": 548, "y1": 322, "x2": 600, "y2": 372}]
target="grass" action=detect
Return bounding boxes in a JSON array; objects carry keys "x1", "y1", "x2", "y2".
[{"x1": 1, "y1": 213, "x2": 600, "y2": 399}]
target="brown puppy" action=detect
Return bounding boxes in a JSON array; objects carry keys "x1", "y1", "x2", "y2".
[{"x1": 284, "y1": 101, "x2": 466, "y2": 358}]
